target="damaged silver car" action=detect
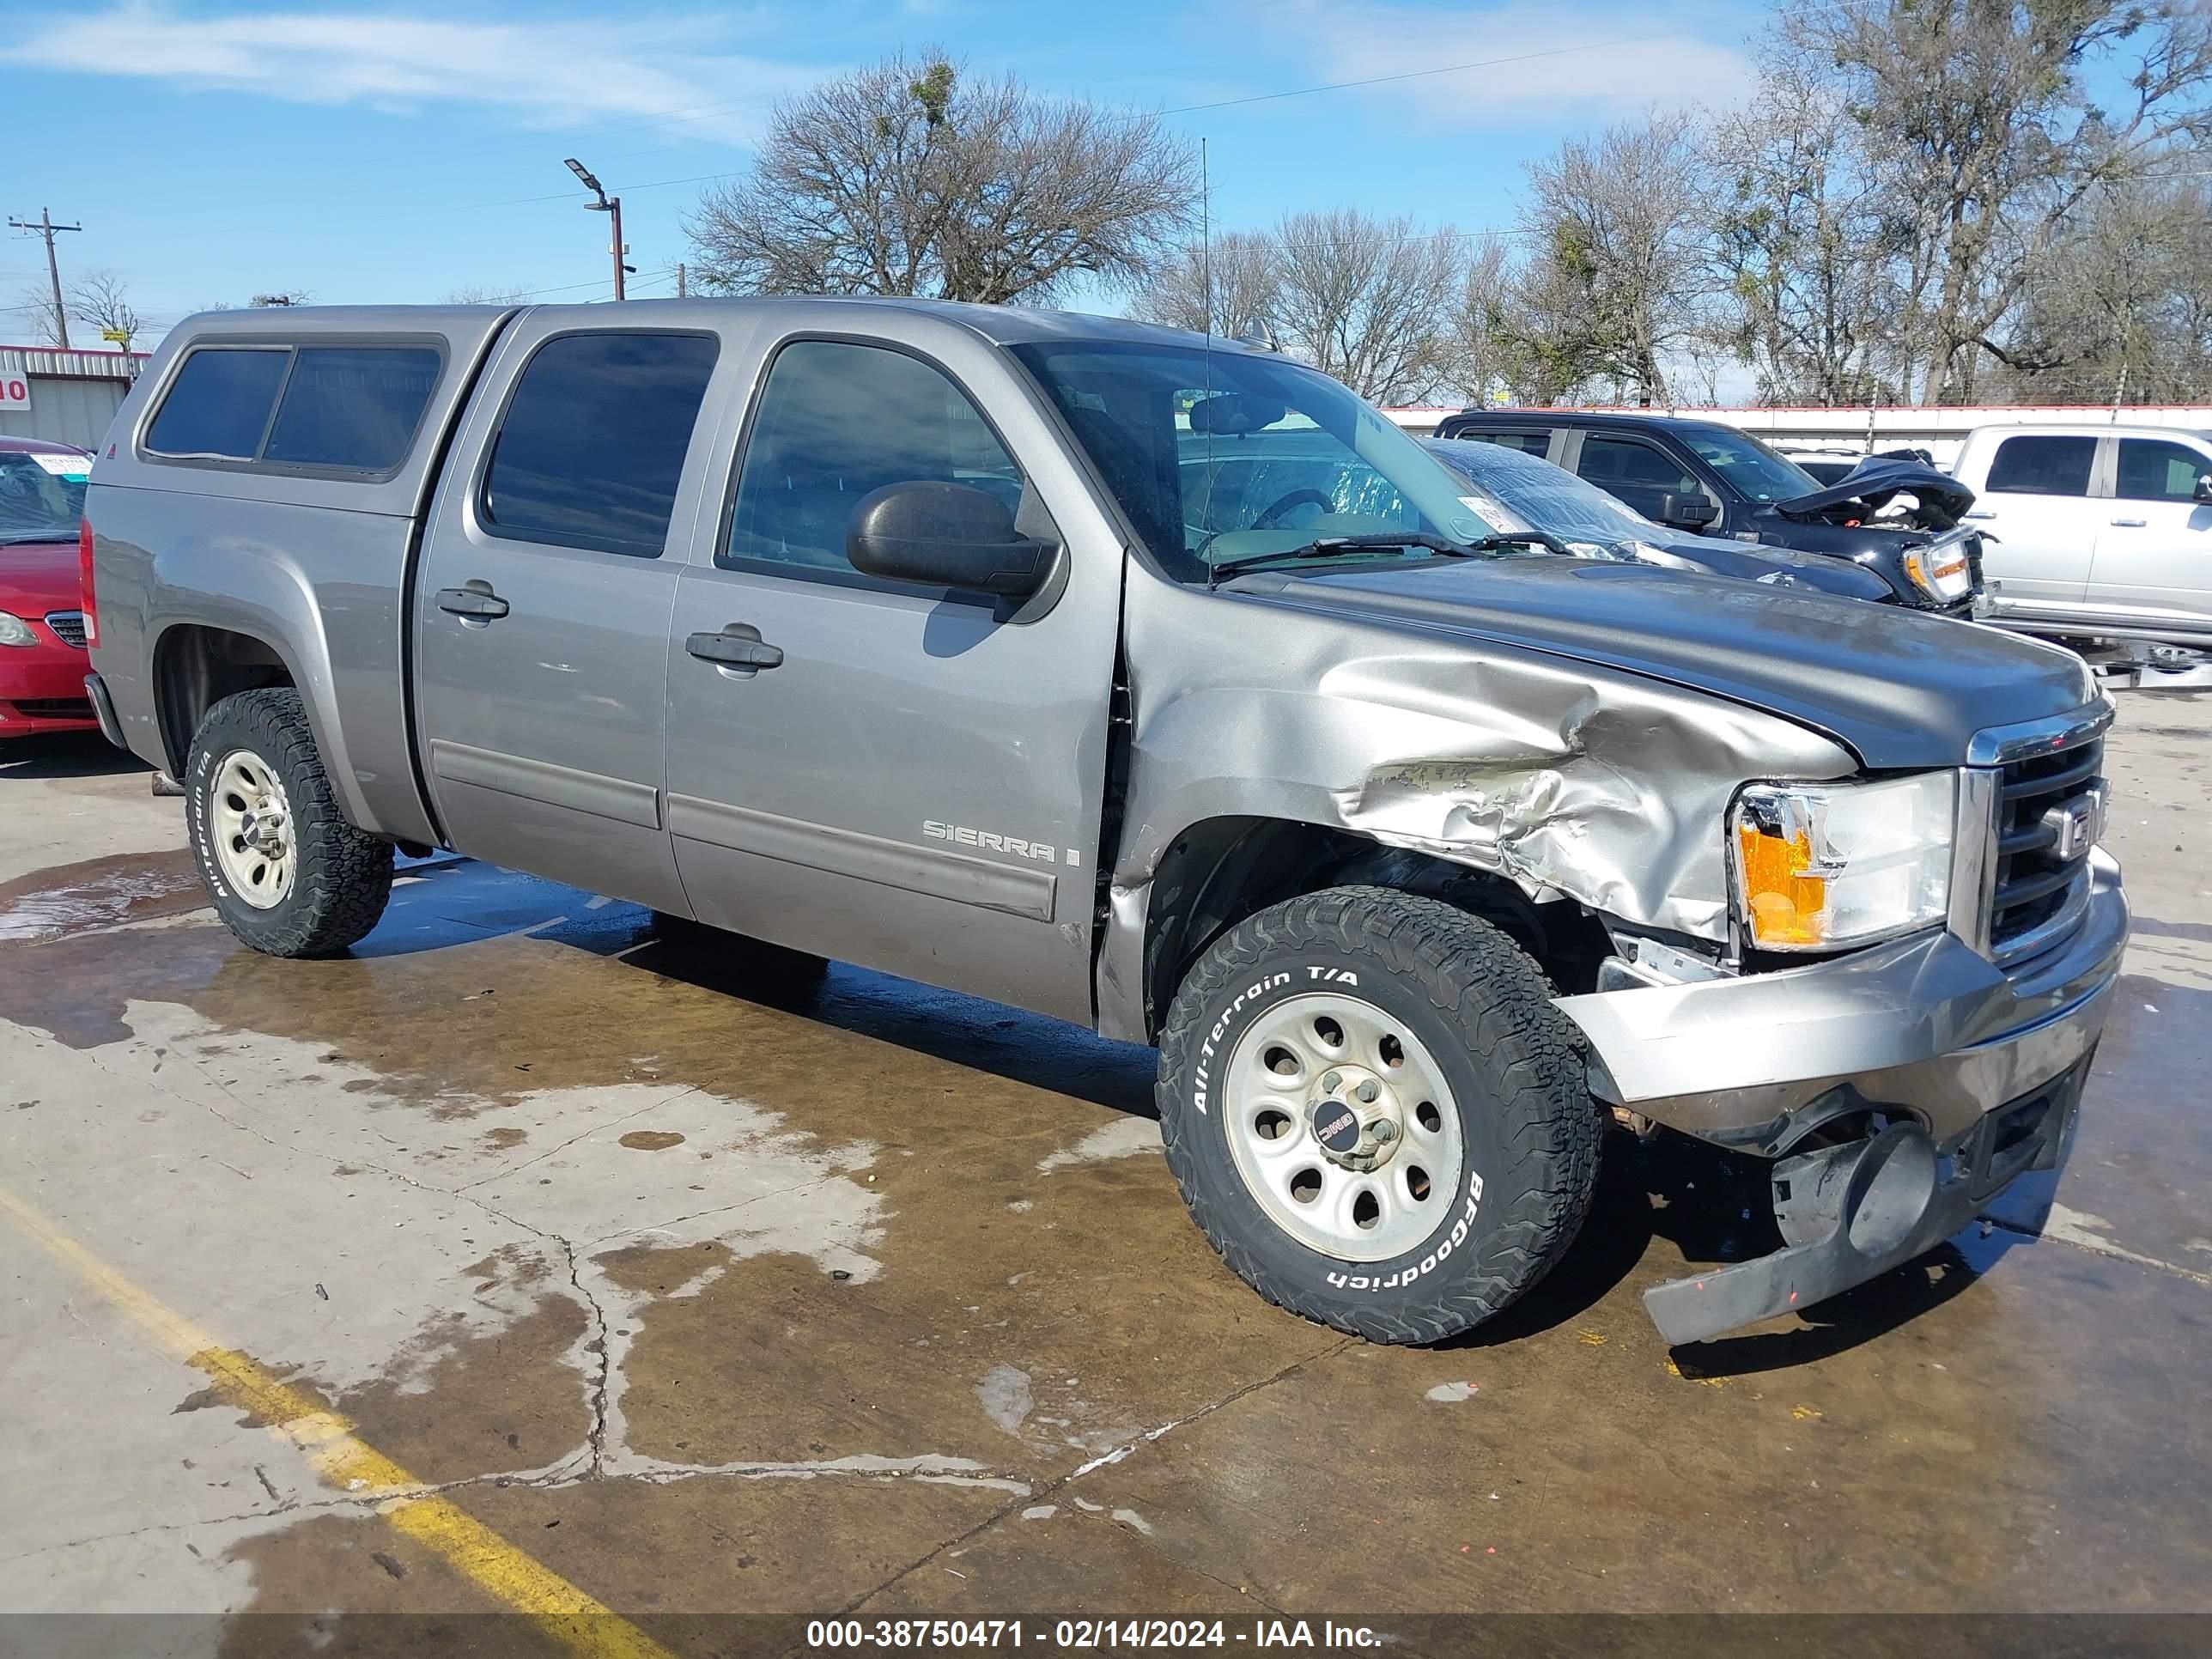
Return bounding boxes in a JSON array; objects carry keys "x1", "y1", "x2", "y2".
[{"x1": 86, "y1": 301, "x2": 2125, "y2": 1346}]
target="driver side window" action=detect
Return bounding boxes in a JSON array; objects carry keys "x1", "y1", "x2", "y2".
[{"x1": 723, "y1": 339, "x2": 1026, "y2": 580}]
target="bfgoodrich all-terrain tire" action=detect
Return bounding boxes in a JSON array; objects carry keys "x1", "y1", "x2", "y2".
[
  {"x1": 1156, "y1": 886, "x2": 1601, "y2": 1344},
  {"x1": 185, "y1": 689, "x2": 393, "y2": 957}
]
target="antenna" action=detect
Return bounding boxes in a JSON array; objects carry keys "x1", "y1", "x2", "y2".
[
  {"x1": 1201, "y1": 137, "x2": 1212, "y2": 345},
  {"x1": 1200, "y1": 137, "x2": 1219, "y2": 586}
]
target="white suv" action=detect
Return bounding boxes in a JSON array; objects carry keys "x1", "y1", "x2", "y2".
[{"x1": 1952, "y1": 422, "x2": 2212, "y2": 649}]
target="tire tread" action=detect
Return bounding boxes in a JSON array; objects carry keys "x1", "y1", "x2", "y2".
[
  {"x1": 1156, "y1": 885, "x2": 1600, "y2": 1344},
  {"x1": 185, "y1": 688, "x2": 392, "y2": 957}
]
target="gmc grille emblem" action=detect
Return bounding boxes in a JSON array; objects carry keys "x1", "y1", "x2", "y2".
[{"x1": 2043, "y1": 783, "x2": 2106, "y2": 862}]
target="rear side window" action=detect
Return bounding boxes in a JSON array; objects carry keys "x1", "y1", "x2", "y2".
[
  {"x1": 145, "y1": 343, "x2": 441, "y2": 472},
  {"x1": 145, "y1": 348, "x2": 290, "y2": 459},
  {"x1": 481, "y1": 331, "x2": 720, "y2": 560},
  {"x1": 1985, "y1": 434, "x2": 2094, "y2": 496},
  {"x1": 722, "y1": 339, "x2": 1024, "y2": 579},
  {"x1": 1577, "y1": 434, "x2": 1701, "y2": 493},
  {"x1": 2114, "y1": 438, "x2": 2209, "y2": 502},
  {"x1": 1455, "y1": 428, "x2": 1551, "y2": 457},
  {"x1": 263, "y1": 347, "x2": 441, "y2": 470}
]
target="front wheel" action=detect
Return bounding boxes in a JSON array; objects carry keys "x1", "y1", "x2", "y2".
[
  {"x1": 185, "y1": 688, "x2": 392, "y2": 957},
  {"x1": 1156, "y1": 887, "x2": 1600, "y2": 1344}
]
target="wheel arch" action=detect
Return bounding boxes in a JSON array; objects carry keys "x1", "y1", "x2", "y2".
[
  {"x1": 1118, "y1": 813, "x2": 1609, "y2": 1045},
  {"x1": 150, "y1": 613, "x2": 380, "y2": 836}
]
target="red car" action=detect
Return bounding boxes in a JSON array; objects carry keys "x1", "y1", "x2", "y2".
[{"x1": 0, "y1": 434, "x2": 97, "y2": 738}]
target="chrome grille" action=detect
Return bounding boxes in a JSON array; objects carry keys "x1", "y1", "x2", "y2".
[
  {"x1": 1988, "y1": 737, "x2": 2103, "y2": 969},
  {"x1": 44, "y1": 611, "x2": 87, "y2": 649}
]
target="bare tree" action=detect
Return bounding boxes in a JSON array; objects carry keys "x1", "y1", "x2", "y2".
[
  {"x1": 1268, "y1": 210, "x2": 1461, "y2": 402},
  {"x1": 249, "y1": 291, "x2": 313, "y2": 307},
  {"x1": 1711, "y1": 54, "x2": 1892, "y2": 405},
  {"x1": 444, "y1": 283, "x2": 532, "y2": 306},
  {"x1": 1131, "y1": 231, "x2": 1281, "y2": 341},
  {"x1": 1787, "y1": 0, "x2": 2212, "y2": 404},
  {"x1": 1444, "y1": 233, "x2": 1526, "y2": 405},
  {"x1": 64, "y1": 269, "x2": 143, "y2": 353},
  {"x1": 9, "y1": 281, "x2": 67, "y2": 345},
  {"x1": 1507, "y1": 111, "x2": 1714, "y2": 404},
  {"x1": 1990, "y1": 168, "x2": 2212, "y2": 403},
  {"x1": 686, "y1": 52, "x2": 1197, "y2": 305}
]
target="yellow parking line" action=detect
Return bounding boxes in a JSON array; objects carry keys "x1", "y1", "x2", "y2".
[{"x1": 0, "y1": 1182, "x2": 678, "y2": 1659}]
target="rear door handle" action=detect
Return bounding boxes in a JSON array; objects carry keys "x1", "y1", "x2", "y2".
[
  {"x1": 685, "y1": 625, "x2": 784, "y2": 674},
  {"x1": 2108, "y1": 516, "x2": 2148, "y2": 527},
  {"x1": 435, "y1": 581, "x2": 510, "y2": 620}
]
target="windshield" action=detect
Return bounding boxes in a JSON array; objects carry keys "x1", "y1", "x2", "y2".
[
  {"x1": 0, "y1": 451, "x2": 88, "y2": 545},
  {"x1": 1008, "y1": 341, "x2": 1495, "y2": 582},
  {"x1": 1423, "y1": 439, "x2": 1662, "y2": 546},
  {"x1": 1679, "y1": 425, "x2": 1819, "y2": 504}
]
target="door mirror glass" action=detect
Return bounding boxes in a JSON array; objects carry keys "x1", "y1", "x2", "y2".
[
  {"x1": 847, "y1": 481, "x2": 1054, "y2": 597},
  {"x1": 1658, "y1": 491, "x2": 1718, "y2": 529}
]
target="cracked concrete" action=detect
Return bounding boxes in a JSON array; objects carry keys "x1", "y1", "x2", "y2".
[{"x1": 3, "y1": 702, "x2": 2210, "y2": 1637}]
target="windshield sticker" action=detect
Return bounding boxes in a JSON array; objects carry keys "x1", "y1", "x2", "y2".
[{"x1": 29, "y1": 453, "x2": 89, "y2": 479}]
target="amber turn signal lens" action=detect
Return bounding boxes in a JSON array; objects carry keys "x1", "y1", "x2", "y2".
[{"x1": 1736, "y1": 821, "x2": 1828, "y2": 947}]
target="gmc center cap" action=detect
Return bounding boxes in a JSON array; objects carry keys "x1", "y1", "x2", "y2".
[{"x1": 1311, "y1": 1098, "x2": 1363, "y2": 1157}]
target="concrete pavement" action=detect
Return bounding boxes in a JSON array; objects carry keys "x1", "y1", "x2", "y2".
[{"x1": 1, "y1": 696, "x2": 2208, "y2": 1649}]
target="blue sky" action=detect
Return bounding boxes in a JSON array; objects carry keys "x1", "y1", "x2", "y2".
[{"x1": 2, "y1": 1, "x2": 1768, "y2": 346}]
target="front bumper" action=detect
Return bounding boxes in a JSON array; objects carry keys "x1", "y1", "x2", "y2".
[
  {"x1": 1640, "y1": 1058, "x2": 2088, "y2": 1346},
  {"x1": 0, "y1": 634, "x2": 99, "y2": 738},
  {"x1": 1559, "y1": 849, "x2": 2125, "y2": 1147},
  {"x1": 1557, "y1": 850, "x2": 2127, "y2": 1342}
]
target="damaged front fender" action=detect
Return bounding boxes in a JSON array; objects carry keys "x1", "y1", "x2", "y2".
[{"x1": 1095, "y1": 575, "x2": 1856, "y2": 1042}]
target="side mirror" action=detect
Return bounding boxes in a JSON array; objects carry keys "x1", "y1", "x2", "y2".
[
  {"x1": 2194, "y1": 474, "x2": 2212, "y2": 504},
  {"x1": 847, "y1": 481, "x2": 1054, "y2": 598},
  {"x1": 1658, "y1": 491, "x2": 1718, "y2": 530}
]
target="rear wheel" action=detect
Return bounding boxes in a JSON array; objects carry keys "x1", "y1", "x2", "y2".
[
  {"x1": 185, "y1": 689, "x2": 392, "y2": 957},
  {"x1": 1156, "y1": 886, "x2": 1600, "y2": 1344}
]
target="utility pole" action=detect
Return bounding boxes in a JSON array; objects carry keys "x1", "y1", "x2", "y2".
[
  {"x1": 563, "y1": 159, "x2": 635, "y2": 301},
  {"x1": 8, "y1": 207, "x2": 82, "y2": 349},
  {"x1": 675, "y1": 262, "x2": 686, "y2": 299}
]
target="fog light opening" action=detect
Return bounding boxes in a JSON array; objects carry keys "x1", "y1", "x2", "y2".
[{"x1": 1846, "y1": 1132, "x2": 1939, "y2": 1257}]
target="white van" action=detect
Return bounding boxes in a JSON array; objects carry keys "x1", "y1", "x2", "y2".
[{"x1": 1953, "y1": 422, "x2": 2212, "y2": 649}]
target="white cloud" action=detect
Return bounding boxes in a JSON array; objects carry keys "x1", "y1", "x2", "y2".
[
  {"x1": 1, "y1": 3, "x2": 814, "y2": 138},
  {"x1": 1259, "y1": 1, "x2": 1753, "y2": 125}
]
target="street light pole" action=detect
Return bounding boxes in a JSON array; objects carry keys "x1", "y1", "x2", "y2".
[
  {"x1": 607, "y1": 194, "x2": 625, "y2": 302},
  {"x1": 563, "y1": 159, "x2": 633, "y2": 301}
]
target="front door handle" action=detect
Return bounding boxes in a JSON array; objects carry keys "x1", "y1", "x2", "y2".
[
  {"x1": 2109, "y1": 516, "x2": 2148, "y2": 527},
  {"x1": 436, "y1": 581, "x2": 510, "y2": 620},
  {"x1": 686, "y1": 624, "x2": 784, "y2": 674}
]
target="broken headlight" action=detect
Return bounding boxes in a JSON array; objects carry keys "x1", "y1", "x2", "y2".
[
  {"x1": 1731, "y1": 773, "x2": 1954, "y2": 951},
  {"x1": 1901, "y1": 532, "x2": 1974, "y2": 604}
]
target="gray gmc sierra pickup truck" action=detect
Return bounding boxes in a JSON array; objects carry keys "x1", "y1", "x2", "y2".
[{"x1": 82, "y1": 300, "x2": 2127, "y2": 1346}]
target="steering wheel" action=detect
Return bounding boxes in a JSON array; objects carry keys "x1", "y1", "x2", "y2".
[{"x1": 1251, "y1": 488, "x2": 1335, "y2": 529}]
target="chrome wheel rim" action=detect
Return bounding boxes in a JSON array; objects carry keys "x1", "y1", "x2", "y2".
[
  {"x1": 209, "y1": 748, "x2": 295, "y2": 910},
  {"x1": 1222, "y1": 992, "x2": 1466, "y2": 1263}
]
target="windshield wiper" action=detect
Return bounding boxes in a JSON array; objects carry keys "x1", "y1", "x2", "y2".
[
  {"x1": 1206, "y1": 528, "x2": 1578, "y2": 587},
  {"x1": 1470, "y1": 529, "x2": 1574, "y2": 556},
  {"x1": 0, "y1": 532, "x2": 76, "y2": 547},
  {"x1": 1206, "y1": 532, "x2": 1487, "y2": 587}
]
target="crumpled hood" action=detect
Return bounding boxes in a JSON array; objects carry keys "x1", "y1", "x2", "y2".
[
  {"x1": 1773, "y1": 460, "x2": 1975, "y2": 528},
  {"x1": 1232, "y1": 556, "x2": 2097, "y2": 770}
]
